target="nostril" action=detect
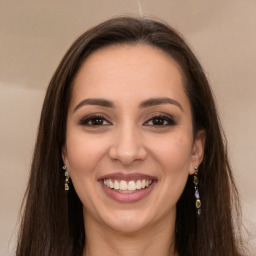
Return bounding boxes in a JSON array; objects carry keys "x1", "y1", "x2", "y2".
[{"x1": 108, "y1": 141, "x2": 147, "y2": 165}]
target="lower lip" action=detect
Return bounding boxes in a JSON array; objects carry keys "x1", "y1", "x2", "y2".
[{"x1": 100, "y1": 181, "x2": 156, "y2": 203}]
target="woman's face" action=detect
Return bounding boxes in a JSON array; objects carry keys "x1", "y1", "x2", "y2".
[{"x1": 63, "y1": 44, "x2": 204, "y2": 233}]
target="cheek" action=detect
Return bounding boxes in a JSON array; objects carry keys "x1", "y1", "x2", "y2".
[
  {"x1": 153, "y1": 134, "x2": 193, "y2": 209},
  {"x1": 65, "y1": 131, "x2": 109, "y2": 177},
  {"x1": 64, "y1": 132, "x2": 110, "y2": 209},
  {"x1": 151, "y1": 132, "x2": 193, "y2": 174}
]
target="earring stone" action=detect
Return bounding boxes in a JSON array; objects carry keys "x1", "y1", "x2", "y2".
[
  {"x1": 63, "y1": 165, "x2": 70, "y2": 191},
  {"x1": 193, "y1": 166, "x2": 201, "y2": 216}
]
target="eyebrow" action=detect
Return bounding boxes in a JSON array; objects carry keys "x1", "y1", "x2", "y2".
[
  {"x1": 73, "y1": 98, "x2": 114, "y2": 113},
  {"x1": 139, "y1": 97, "x2": 183, "y2": 111},
  {"x1": 73, "y1": 97, "x2": 183, "y2": 113}
]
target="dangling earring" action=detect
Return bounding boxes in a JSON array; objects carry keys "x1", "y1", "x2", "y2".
[
  {"x1": 63, "y1": 165, "x2": 70, "y2": 191},
  {"x1": 193, "y1": 166, "x2": 201, "y2": 216}
]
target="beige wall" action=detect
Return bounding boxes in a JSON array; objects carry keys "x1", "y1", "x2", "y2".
[{"x1": 0, "y1": 0, "x2": 255, "y2": 255}]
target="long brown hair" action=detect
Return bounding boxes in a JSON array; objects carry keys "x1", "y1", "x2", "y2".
[{"x1": 16, "y1": 16, "x2": 244, "y2": 256}]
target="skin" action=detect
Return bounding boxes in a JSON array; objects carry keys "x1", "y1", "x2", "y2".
[{"x1": 62, "y1": 44, "x2": 205, "y2": 256}]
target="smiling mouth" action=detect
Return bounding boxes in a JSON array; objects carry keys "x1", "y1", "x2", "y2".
[
  {"x1": 99, "y1": 173, "x2": 157, "y2": 202},
  {"x1": 103, "y1": 179, "x2": 153, "y2": 193}
]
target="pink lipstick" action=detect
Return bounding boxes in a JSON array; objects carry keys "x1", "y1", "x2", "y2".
[{"x1": 99, "y1": 173, "x2": 157, "y2": 203}]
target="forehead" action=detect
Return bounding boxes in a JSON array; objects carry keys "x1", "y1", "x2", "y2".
[{"x1": 71, "y1": 44, "x2": 189, "y2": 109}]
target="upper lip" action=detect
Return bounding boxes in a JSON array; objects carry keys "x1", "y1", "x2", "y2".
[{"x1": 98, "y1": 172, "x2": 157, "y2": 182}]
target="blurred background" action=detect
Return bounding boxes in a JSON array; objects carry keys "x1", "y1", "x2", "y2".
[{"x1": 0, "y1": 0, "x2": 255, "y2": 255}]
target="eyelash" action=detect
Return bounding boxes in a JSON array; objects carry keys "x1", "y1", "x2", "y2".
[
  {"x1": 79, "y1": 115, "x2": 112, "y2": 126},
  {"x1": 78, "y1": 114, "x2": 176, "y2": 127},
  {"x1": 143, "y1": 114, "x2": 176, "y2": 127}
]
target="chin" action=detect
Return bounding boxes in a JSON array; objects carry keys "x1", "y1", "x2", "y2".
[
  {"x1": 96, "y1": 206, "x2": 158, "y2": 234},
  {"x1": 106, "y1": 216, "x2": 151, "y2": 234}
]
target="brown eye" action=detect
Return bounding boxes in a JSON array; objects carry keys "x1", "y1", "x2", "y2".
[
  {"x1": 79, "y1": 115, "x2": 111, "y2": 126},
  {"x1": 144, "y1": 115, "x2": 176, "y2": 126},
  {"x1": 89, "y1": 117, "x2": 105, "y2": 125},
  {"x1": 151, "y1": 117, "x2": 166, "y2": 125}
]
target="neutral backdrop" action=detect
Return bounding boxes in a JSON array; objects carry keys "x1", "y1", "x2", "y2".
[{"x1": 0, "y1": 0, "x2": 255, "y2": 255}]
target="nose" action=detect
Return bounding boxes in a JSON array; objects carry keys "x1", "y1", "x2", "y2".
[{"x1": 108, "y1": 124, "x2": 147, "y2": 166}]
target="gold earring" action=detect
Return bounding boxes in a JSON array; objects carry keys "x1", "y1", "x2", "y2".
[
  {"x1": 63, "y1": 165, "x2": 70, "y2": 191},
  {"x1": 194, "y1": 166, "x2": 201, "y2": 216}
]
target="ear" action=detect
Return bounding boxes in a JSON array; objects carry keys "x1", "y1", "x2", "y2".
[
  {"x1": 189, "y1": 130, "x2": 206, "y2": 175},
  {"x1": 62, "y1": 145, "x2": 69, "y2": 169}
]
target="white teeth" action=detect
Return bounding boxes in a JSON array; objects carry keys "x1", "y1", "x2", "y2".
[
  {"x1": 120, "y1": 180, "x2": 128, "y2": 190},
  {"x1": 104, "y1": 179, "x2": 153, "y2": 191},
  {"x1": 108, "y1": 180, "x2": 114, "y2": 189},
  {"x1": 128, "y1": 181, "x2": 136, "y2": 191},
  {"x1": 114, "y1": 180, "x2": 119, "y2": 190},
  {"x1": 136, "y1": 180, "x2": 142, "y2": 189}
]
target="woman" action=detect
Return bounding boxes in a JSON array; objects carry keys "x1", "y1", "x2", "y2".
[{"x1": 16, "y1": 16, "x2": 244, "y2": 256}]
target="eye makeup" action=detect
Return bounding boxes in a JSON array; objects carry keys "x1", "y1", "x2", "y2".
[
  {"x1": 144, "y1": 115, "x2": 176, "y2": 126},
  {"x1": 78, "y1": 114, "x2": 112, "y2": 126},
  {"x1": 143, "y1": 112, "x2": 178, "y2": 127}
]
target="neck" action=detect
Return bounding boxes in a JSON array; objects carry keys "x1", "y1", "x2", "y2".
[{"x1": 82, "y1": 211, "x2": 178, "y2": 256}]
